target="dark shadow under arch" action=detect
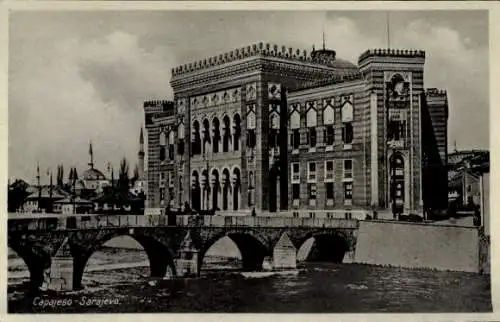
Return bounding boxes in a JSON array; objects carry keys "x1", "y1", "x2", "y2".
[
  {"x1": 74, "y1": 233, "x2": 176, "y2": 290},
  {"x1": 8, "y1": 245, "x2": 44, "y2": 291},
  {"x1": 297, "y1": 233, "x2": 349, "y2": 263},
  {"x1": 200, "y1": 232, "x2": 270, "y2": 271}
]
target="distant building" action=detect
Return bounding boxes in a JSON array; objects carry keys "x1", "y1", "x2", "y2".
[
  {"x1": 81, "y1": 142, "x2": 110, "y2": 194},
  {"x1": 54, "y1": 196, "x2": 94, "y2": 214},
  {"x1": 23, "y1": 186, "x2": 69, "y2": 213},
  {"x1": 143, "y1": 44, "x2": 449, "y2": 215},
  {"x1": 448, "y1": 150, "x2": 489, "y2": 210}
]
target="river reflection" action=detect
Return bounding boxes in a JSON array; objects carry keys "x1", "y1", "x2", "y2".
[{"x1": 8, "y1": 259, "x2": 491, "y2": 313}]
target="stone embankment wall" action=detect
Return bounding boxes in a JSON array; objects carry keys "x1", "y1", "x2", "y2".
[{"x1": 354, "y1": 220, "x2": 481, "y2": 273}]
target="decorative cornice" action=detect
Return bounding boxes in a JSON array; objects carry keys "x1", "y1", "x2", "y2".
[
  {"x1": 171, "y1": 57, "x2": 356, "y2": 94},
  {"x1": 171, "y1": 42, "x2": 356, "y2": 77},
  {"x1": 358, "y1": 48, "x2": 426, "y2": 64},
  {"x1": 143, "y1": 100, "x2": 175, "y2": 110}
]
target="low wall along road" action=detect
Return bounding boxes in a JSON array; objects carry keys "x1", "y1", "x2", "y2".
[{"x1": 354, "y1": 220, "x2": 483, "y2": 273}]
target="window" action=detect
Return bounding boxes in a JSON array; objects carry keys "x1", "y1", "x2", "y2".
[
  {"x1": 292, "y1": 183, "x2": 300, "y2": 200},
  {"x1": 308, "y1": 183, "x2": 317, "y2": 200},
  {"x1": 344, "y1": 160, "x2": 353, "y2": 181},
  {"x1": 178, "y1": 139, "x2": 185, "y2": 155},
  {"x1": 159, "y1": 131, "x2": 168, "y2": 161},
  {"x1": 344, "y1": 182, "x2": 353, "y2": 203},
  {"x1": 160, "y1": 172, "x2": 165, "y2": 187},
  {"x1": 325, "y1": 160, "x2": 334, "y2": 181},
  {"x1": 326, "y1": 182, "x2": 334, "y2": 199},
  {"x1": 269, "y1": 129, "x2": 278, "y2": 148},
  {"x1": 234, "y1": 114, "x2": 241, "y2": 151},
  {"x1": 325, "y1": 126, "x2": 334, "y2": 146},
  {"x1": 308, "y1": 128, "x2": 316, "y2": 148},
  {"x1": 388, "y1": 120, "x2": 406, "y2": 141},
  {"x1": 291, "y1": 129, "x2": 300, "y2": 149},
  {"x1": 160, "y1": 188, "x2": 165, "y2": 202},
  {"x1": 308, "y1": 162, "x2": 316, "y2": 181},
  {"x1": 169, "y1": 187, "x2": 174, "y2": 202},
  {"x1": 342, "y1": 123, "x2": 353, "y2": 144},
  {"x1": 291, "y1": 163, "x2": 300, "y2": 182},
  {"x1": 247, "y1": 130, "x2": 256, "y2": 148}
]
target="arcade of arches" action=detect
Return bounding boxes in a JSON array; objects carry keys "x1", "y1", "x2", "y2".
[
  {"x1": 191, "y1": 167, "x2": 242, "y2": 211},
  {"x1": 191, "y1": 114, "x2": 242, "y2": 156}
]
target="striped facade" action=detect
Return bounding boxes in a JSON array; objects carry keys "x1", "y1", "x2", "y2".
[{"x1": 144, "y1": 44, "x2": 449, "y2": 215}]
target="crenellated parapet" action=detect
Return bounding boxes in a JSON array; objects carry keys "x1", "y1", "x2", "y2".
[
  {"x1": 358, "y1": 48, "x2": 425, "y2": 64},
  {"x1": 425, "y1": 88, "x2": 447, "y2": 97},
  {"x1": 171, "y1": 42, "x2": 354, "y2": 77},
  {"x1": 144, "y1": 100, "x2": 175, "y2": 126},
  {"x1": 144, "y1": 100, "x2": 175, "y2": 110},
  {"x1": 290, "y1": 71, "x2": 363, "y2": 92}
]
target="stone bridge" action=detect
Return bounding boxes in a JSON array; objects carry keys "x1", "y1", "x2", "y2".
[{"x1": 8, "y1": 213, "x2": 359, "y2": 292}]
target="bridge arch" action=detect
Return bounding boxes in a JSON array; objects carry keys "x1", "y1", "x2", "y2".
[
  {"x1": 200, "y1": 230, "x2": 270, "y2": 271},
  {"x1": 296, "y1": 231, "x2": 350, "y2": 263},
  {"x1": 7, "y1": 245, "x2": 44, "y2": 291},
  {"x1": 74, "y1": 232, "x2": 176, "y2": 290}
]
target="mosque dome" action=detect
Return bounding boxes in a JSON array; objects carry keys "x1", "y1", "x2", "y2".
[
  {"x1": 82, "y1": 168, "x2": 106, "y2": 181},
  {"x1": 310, "y1": 48, "x2": 357, "y2": 70}
]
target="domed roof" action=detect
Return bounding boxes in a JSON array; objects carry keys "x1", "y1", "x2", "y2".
[
  {"x1": 310, "y1": 49, "x2": 357, "y2": 70},
  {"x1": 83, "y1": 168, "x2": 106, "y2": 181}
]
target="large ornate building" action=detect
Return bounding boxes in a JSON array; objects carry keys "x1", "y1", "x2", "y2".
[{"x1": 144, "y1": 43, "x2": 448, "y2": 216}]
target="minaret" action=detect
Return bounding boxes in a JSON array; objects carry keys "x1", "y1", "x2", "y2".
[
  {"x1": 36, "y1": 163, "x2": 41, "y2": 211},
  {"x1": 88, "y1": 141, "x2": 94, "y2": 169},
  {"x1": 138, "y1": 127, "x2": 145, "y2": 179}
]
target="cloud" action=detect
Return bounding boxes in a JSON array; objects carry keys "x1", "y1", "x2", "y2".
[
  {"x1": 8, "y1": 12, "x2": 488, "y2": 183},
  {"x1": 9, "y1": 30, "x2": 174, "y2": 183},
  {"x1": 396, "y1": 20, "x2": 489, "y2": 150}
]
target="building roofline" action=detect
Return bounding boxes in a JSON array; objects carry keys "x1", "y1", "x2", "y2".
[
  {"x1": 358, "y1": 48, "x2": 425, "y2": 64},
  {"x1": 171, "y1": 42, "x2": 357, "y2": 77}
]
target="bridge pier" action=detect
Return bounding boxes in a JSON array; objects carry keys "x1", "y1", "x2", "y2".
[
  {"x1": 175, "y1": 231, "x2": 199, "y2": 277},
  {"x1": 47, "y1": 238, "x2": 74, "y2": 292},
  {"x1": 272, "y1": 233, "x2": 297, "y2": 270}
]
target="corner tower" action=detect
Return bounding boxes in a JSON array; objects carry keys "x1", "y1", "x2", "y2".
[{"x1": 358, "y1": 49, "x2": 425, "y2": 213}]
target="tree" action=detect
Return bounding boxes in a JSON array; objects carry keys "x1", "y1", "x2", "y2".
[
  {"x1": 56, "y1": 164, "x2": 64, "y2": 187},
  {"x1": 8, "y1": 179, "x2": 30, "y2": 212},
  {"x1": 118, "y1": 157, "x2": 130, "y2": 193},
  {"x1": 131, "y1": 164, "x2": 139, "y2": 186}
]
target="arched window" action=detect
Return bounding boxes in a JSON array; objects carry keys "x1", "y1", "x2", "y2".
[
  {"x1": 233, "y1": 114, "x2": 241, "y2": 151},
  {"x1": 232, "y1": 168, "x2": 241, "y2": 211},
  {"x1": 212, "y1": 118, "x2": 221, "y2": 153},
  {"x1": 191, "y1": 171, "x2": 200, "y2": 211},
  {"x1": 222, "y1": 168, "x2": 231, "y2": 211},
  {"x1": 211, "y1": 169, "x2": 220, "y2": 211},
  {"x1": 168, "y1": 130, "x2": 175, "y2": 160},
  {"x1": 192, "y1": 121, "x2": 201, "y2": 155},
  {"x1": 202, "y1": 119, "x2": 211, "y2": 154},
  {"x1": 159, "y1": 131, "x2": 167, "y2": 162},
  {"x1": 248, "y1": 171, "x2": 254, "y2": 207},
  {"x1": 246, "y1": 107, "x2": 256, "y2": 149},
  {"x1": 342, "y1": 123, "x2": 353, "y2": 144},
  {"x1": 223, "y1": 115, "x2": 231, "y2": 152},
  {"x1": 325, "y1": 125, "x2": 334, "y2": 146}
]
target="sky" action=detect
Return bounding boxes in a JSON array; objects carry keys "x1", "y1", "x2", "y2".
[{"x1": 8, "y1": 10, "x2": 489, "y2": 184}]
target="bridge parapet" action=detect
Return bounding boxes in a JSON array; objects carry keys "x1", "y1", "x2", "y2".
[{"x1": 8, "y1": 213, "x2": 358, "y2": 231}]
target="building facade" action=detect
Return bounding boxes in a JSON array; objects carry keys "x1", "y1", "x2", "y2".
[{"x1": 144, "y1": 43, "x2": 449, "y2": 216}]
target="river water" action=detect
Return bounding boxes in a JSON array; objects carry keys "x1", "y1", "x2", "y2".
[{"x1": 8, "y1": 247, "x2": 492, "y2": 313}]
